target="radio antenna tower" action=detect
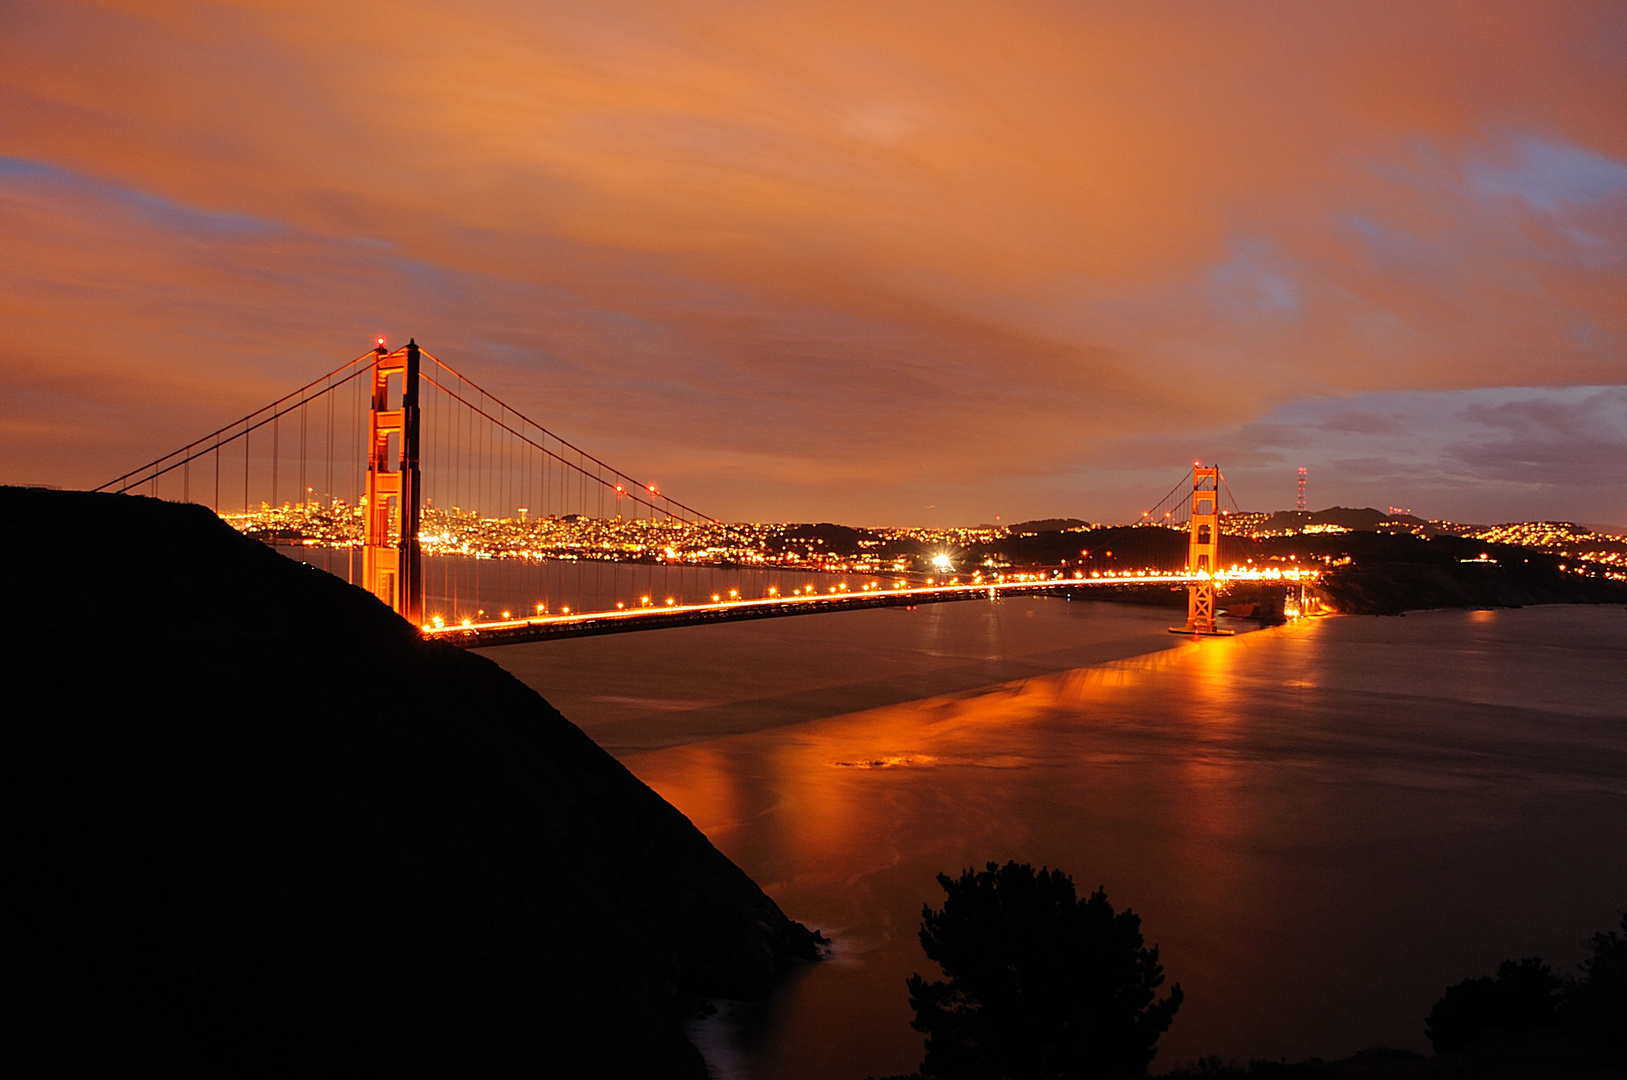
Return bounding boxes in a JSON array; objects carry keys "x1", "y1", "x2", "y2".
[{"x1": 1297, "y1": 466, "x2": 1307, "y2": 513}]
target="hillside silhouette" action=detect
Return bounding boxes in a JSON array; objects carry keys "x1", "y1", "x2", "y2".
[{"x1": 6, "y1": 487, "x2": 820, "y2": 1077}]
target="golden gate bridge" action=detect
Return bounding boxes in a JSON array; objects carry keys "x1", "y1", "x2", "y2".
[{"x1": 98, "y1": 341, "x2": 1312, "y2": 644}]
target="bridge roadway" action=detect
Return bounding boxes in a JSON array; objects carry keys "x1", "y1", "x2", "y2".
[{"x1": 424, "y1": 569, "x2": 1312, "y2": 647}]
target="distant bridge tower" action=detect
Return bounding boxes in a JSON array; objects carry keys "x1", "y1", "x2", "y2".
[
  {"x1": 361, "y1": 339, "x2": 423, "y2": 624},
  {"x1": 1172, "y1": 464, "x2": 1231, "y2": 636}
]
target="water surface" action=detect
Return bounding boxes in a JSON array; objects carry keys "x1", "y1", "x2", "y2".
[{"x1": 481, "y1": 601, "x2": 1627, "y2": 1077}]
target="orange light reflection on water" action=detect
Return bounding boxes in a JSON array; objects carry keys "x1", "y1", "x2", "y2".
[
  {"x1": 624, "y1": 634, "x2": 1282, "y2": 1078},
  {"x1": 598, "y1": 610, "x2": 1627, "y2": 1080},
  {"x1": 628, "y1": 636, "x2": 1260, "y2": 902}
]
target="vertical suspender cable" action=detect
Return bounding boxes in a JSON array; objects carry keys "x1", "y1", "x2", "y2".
[
  {"x1": 443, "y1": 377, "x2": 450, "y2": 619},
  {"x1": 350, "y1": 362, "x2": 359, "y2": 586},
  {"x1": 324, "y1": 373, "x2": 334, "y2": 578},
  {"x1": 474, "y1": 404, "x2": 482, "y2": 614},
  {"x1": 326, "y1": 374, "x2": 334, "y2": 508},
  {"x1": 596, "y1": 472, "x2": 603, "y2": 610}
]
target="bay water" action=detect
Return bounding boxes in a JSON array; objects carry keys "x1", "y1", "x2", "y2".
[{"x1": 479, "y1": 600, "x2": 1627, "y2": 1077}]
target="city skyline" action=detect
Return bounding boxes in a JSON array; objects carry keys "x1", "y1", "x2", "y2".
[
  {"x1": 3, "y1": 2, "x2": 1624, "y2": 527},
  {"x1": 224, "y1": 496, "x2": 1626, "y2": 574}
]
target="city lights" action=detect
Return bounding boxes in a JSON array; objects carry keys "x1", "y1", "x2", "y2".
[{"x1": 219, "y1": 491, "x2": 1619, "y2": 640}]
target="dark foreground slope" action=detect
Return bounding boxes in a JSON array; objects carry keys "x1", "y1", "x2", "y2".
[{"x1": 4, "y1": 487, "x2": 820, "y2": 1077}]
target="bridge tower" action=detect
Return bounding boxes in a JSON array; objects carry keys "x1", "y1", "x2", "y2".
[
  {"x1": 1173, "y1": 464, "x2": 1231, "y2": 636},
  {"x1": 361, "y1": 339, "x2": 423, "y2": 624}
]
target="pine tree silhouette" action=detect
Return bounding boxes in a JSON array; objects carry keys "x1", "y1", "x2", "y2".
[{"x1": 895, "y1": 861, "x2": 1182, "y2": 1080}]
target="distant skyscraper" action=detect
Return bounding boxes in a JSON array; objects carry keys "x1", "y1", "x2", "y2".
[{"x1": 1297, "y1": 467, "x2": 1307, "y2": 513}]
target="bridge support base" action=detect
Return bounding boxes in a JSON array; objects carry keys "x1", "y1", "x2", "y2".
[{"x1": 1168, "y1": 625, "x2": 1235, "y2": 637}]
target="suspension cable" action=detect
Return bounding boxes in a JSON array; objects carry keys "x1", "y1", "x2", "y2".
[
  {"x1": 97, "y1": 356, "x2": 377, "y2": 493},
  {"x1": 422, "y1": 351, "x2": 721, "y2": 526},
  {"x1": 419, "y1": 370, "x2": 716, "y2": 524}
]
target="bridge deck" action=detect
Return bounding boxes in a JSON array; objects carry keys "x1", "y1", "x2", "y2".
[{"x1": 427, "y1": 574, "x2": 1211, "y2": 647}]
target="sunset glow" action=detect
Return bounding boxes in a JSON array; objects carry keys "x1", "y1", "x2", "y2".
[{"x1": 2, "y1": 2, "x2": 1623, "y2": 525}]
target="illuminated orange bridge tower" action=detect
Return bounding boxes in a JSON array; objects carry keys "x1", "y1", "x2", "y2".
[
  {"x1": 362, "y1": 339, "x2": 423, "y2": 625},
  {"x1": 1172, "y1": 464, "x2": 1232, "y2": 637}
]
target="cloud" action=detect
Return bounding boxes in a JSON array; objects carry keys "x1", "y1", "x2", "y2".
[
  {"x1": 1466, "y1": 137, "x2": 1627, "y2": 215},
  {"x1": 2, "y1": 1, "x2": 1625, "y2": 524},
  {"x1": 1207, "y1": 240, "x2": 1301, "y2": 318},
  {"x1": 1101, "y1": 385, "x2": 1627, "y2": 526},
  {"x1": 1454, "y1": 388, "x2": 1627, "y2": 487}
]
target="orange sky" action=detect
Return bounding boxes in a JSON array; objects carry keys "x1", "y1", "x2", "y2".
[{"x1": 3, "y1": 1, "x2": 1624, "y2": 524}]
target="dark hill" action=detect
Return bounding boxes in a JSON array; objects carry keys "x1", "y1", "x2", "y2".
[
  {"x1": 5, "y1": 487, "x2": 820, "y2": 1077},
  {"x1": 775, "y1": 521, "x2": 876, "y2": 555},
  {"x1": 1258, "y1": 506, "x2": 1428, "y2": 532},
  {"x1": 976, "y1": 525, "x2": 1252, "y2": 572},
  {"x1": 1264, "y1": 531, "x2": 1627, "y2": 614},
  {"x1": 1009, "y1": 517, "x2": 1092, "y2": 534}
]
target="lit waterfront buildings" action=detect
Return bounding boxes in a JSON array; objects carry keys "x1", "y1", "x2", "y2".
[
  {"x1": 1221, "y1": 511, "x2": 1272, "y2": 536},
  {"x1": 222, "y1": 501, "x2": 942, "y2": 574},
  {"x1": 1470, "y1": 521, "x2": 1627, "y2": 573},
  {"x1": 877, "y1": 525, "x2": 1019, "y2": 546},
  {"x1": 224, "y1": 501, "x2": 767, "y2": 564},
  {"x1": 219, "y1": 499, "x2": 1626, "y2": 579}
]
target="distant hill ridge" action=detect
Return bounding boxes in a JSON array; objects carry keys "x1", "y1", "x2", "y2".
[
  {"x1": 1008, "y1": 517, "x2": 1093, "y2": 534},
  {"x1": 1253, "y1": 506, "x2": 1427, "y2": 532}
]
